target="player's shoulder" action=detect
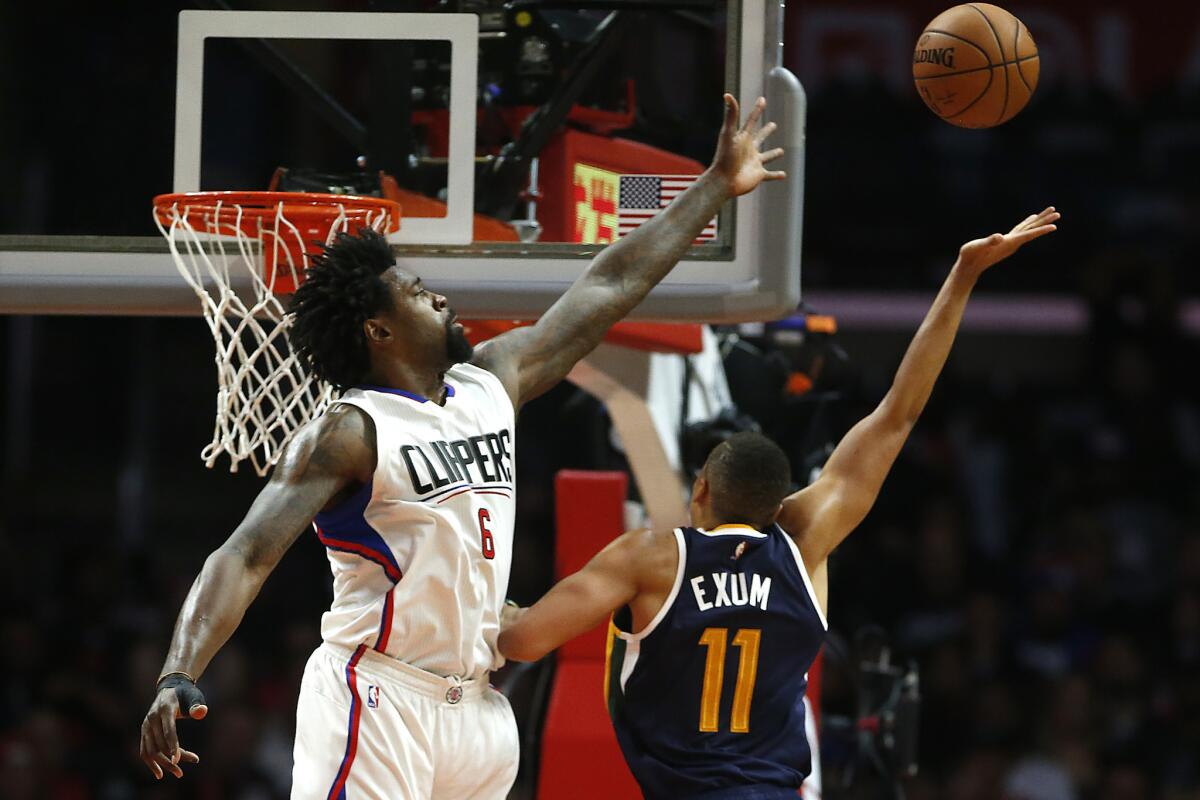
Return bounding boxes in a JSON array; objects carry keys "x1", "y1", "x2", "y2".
[
  {"x1": 317, "y1": 399, "x2": 376, "y2": 440},
  {"x1": 468, "y1": 336, "x2": 514, "y2": 379},
  {"x1": 775, "y1": 491, "x2": 823, "y2": 552},
  {"x1": 451, "y1": 359, "x2": 496, "y2": 379},
  {"x1": 443, "y1": 360, "x2": 511, "y2": 410},
  {"x1": 607, "y1": 527, "x2": 682, "y2": 591},
  {"x1": 468, "y1": 343, "x2": 521, "y2": 408},
  {"x1": 614, "y1": 526, "x2": 679, "y2": 552},
  {"x1": 271, "y1": 402, "x2": 376, "y2": 485}
]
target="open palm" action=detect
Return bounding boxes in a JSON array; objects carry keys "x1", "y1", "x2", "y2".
[
  {"x1": 957, "y1": 207, "x2": 1061, "y2": 276},
  {"x1": 711, "y1": 94, "x2": 787, "y2": 197}
]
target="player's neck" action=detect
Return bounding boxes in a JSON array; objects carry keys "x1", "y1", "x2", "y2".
[
  {"x1": 363, "y1": 361, "x2": 448, "y2": 404},
  {"x1": 691, "y1": 508, "x2": 723, "y2": 530}
]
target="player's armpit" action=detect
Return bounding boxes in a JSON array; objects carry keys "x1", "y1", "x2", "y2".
[
  {"x1": 498, "y1": 528, "x2": 666, "y2": 662},
  {"x1": 470, "y1": 332, "x2": 526, "y2": 410},
  {"x1": 777, "y1": 405, "x2": 912, "y2": 567}
]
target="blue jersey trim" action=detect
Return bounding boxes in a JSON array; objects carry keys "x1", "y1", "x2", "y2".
[
  {"x1": 313, "y1": 480, "x2": 403, "y2": 583},
  {"x1": 355, "y1": 383, "x2": 456, "y2": 403},
  {"x1": 314, "y1": 480, "x2": 373, "y2": 528}
]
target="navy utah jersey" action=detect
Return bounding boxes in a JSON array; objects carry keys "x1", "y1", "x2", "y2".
[{"x1": 605, "y1": 524, "x2": 828, "y2": 800}]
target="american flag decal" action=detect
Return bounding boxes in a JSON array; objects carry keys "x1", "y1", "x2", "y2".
[{"x1": 618, "y1": 175, "x2": 718, "y2": 242}]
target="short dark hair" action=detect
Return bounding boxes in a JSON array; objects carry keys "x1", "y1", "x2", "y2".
[
  {"x1": 288, "y1": 228, "x2": 396, "y2": 390},
  {"x1": 704, "y1": 431, "x2": 792, "y2": 528}
]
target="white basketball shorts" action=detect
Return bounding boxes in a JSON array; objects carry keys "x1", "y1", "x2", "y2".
[{"x1": 291, "y1": 643, "x2": 519, "y2": 799}]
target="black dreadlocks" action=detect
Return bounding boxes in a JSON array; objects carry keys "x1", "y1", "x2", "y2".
[{"x1": 288, "y1": 228, "x2": 395, "y2": 390}]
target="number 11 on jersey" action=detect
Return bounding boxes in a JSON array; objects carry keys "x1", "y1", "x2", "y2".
[{"x1": 698, "y1": 627, "x2": 762, "y2": 733}]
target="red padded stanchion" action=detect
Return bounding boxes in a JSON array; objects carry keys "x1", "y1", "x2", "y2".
[{"x1": 537, "y1": 470, "x2": 642, "y2": 799}]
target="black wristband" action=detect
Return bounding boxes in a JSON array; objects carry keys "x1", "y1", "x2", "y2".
[
  {"x1": 157, "y1": 674, "x2": 195, "y2": 692},
  {"x1": 157, "y1": 675, "x2": 208, "y2": 714}
]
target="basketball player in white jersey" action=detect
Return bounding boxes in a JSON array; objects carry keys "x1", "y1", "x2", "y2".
[
  {"x1": 498, "y1": 207, "x2": 1060, "y2": 798},
  {"x1": 138, "y1": 94, "x2": 785, "y2": 797}
]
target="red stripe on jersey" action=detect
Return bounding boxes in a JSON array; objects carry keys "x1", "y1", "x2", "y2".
[
  {"x1": 317, "y1": 531, "x2": 404, "y2": 582},
  {"x1": 375, "y1": 589, "x2": 394, "y2": 652}
]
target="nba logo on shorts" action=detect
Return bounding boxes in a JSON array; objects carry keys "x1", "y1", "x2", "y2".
[{"x1": 367, "y1": 685, "x2": 380, "y2": 708}]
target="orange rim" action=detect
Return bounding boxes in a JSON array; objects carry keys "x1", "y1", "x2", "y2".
[{"x1": 152, "y1": 190, "x2": 402, "y2": 232}]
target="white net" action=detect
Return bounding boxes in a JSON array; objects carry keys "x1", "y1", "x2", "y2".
[{"x1": 154, "y1": 194, "x2": 397, "y2": 476}]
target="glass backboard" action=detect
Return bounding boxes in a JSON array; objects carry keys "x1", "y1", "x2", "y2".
[{"x1": 0, "y1": 0, "x2": 803, "y2": 322}]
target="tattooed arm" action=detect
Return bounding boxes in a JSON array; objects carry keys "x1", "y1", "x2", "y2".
[
  {"x1": 472, "y1": 94, "x2": 785, "y2": 408},
  {"x1": 138, "y1": 405, "x2": 375, "y2": 779}
]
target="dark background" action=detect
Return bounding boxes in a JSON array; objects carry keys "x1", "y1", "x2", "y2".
[{"x1": 2, "y1": 2, "x2": 1199, "y2": 799}]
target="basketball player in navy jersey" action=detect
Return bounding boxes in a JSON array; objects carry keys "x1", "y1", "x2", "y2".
[
  {"x1": 498, "y1": 206, "x2": 1060, "y2": 799},
  {"x1": 137, "y1": 94, "x2": 784, "y2": 797}
]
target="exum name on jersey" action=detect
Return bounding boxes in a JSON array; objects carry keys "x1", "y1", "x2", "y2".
[{"x1": 689, "y1": 572, "x2": 773, "y2": 612}]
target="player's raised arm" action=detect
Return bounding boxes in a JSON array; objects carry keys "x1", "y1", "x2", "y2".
[
  {"x1": 498, "y1": 528, "x2": 677, "y2": 662},
  {"x1": 778, "y1": 208, "x2": 1061, "y2": 569},
  {"x1": 472, "y1": 94, "x2": 785, "y2": 408},
  {"x1": 138, "y1": 405, "x2": 375, "y2": 780}
]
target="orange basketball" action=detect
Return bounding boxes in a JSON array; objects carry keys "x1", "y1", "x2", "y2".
[{"x1": 913, "y1": 3, "x2": 1039, "y2": 128}]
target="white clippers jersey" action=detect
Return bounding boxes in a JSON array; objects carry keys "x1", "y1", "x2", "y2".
[{"x1": 311, "y1": 363, "x2": 516, "y2": 680}]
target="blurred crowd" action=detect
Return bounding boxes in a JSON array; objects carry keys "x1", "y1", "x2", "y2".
[{"x1": 801, "y1": 78, "x2": 1200, "y2": 297}]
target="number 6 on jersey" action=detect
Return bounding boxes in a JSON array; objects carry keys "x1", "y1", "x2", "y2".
[{"x1": 478, "y1": 509, "x2": 496, "y2": 559}]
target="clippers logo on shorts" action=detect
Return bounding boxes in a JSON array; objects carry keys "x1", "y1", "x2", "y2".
[
  {"x1": 367, "y1": 685, "x2": 380, "y2": 708},
  {"x1": 399, "y1": 429, "x2": 514, "y2": 497}
]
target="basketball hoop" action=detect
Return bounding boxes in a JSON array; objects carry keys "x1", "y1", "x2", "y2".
[{"x1": 152, "y1": 191, "x2": 402, "y2": 476}]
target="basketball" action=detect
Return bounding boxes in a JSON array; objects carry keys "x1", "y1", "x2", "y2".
[{"x1": 913, "y1": 3, "x2": 1039, "y2": 128}]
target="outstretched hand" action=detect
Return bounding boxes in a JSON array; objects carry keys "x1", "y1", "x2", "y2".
[
  {"x1": 956, "y1": 207, "x2": 1061, "y2": 278},
  {"x1": 139, "y1": 679, "x2": 207, "y2": 779},
  {"x1": 711, "y1": 94, "x2": 787, "y2": 197}
]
